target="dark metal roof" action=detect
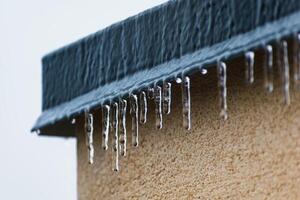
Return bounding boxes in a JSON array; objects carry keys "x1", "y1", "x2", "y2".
[{"x1": 32, "y1": 0, "x2": 300, "y2": 136}]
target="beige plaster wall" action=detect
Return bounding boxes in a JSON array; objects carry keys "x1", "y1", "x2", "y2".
[{"x1": 76, "y1": 54, "x2": 300, "y2": 200}]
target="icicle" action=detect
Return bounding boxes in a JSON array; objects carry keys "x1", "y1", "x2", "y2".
[
  {"x1": 217, "y1": 61, "x2": 228, "y2": 120},
  {"x1": 294, "y1": 33, "x2": 300, "y2": 89},
  {"x1": 139, "y1": 91, "x2": 147, "y2": 124},
  {"x1": 102, "y1": 105, "x2": 110, "y2": 151},
  {"x1": 163, "y1": 82, "x2": 172, "y2": 115},
  {"x1": 119, "y1": 99, "x2": 127, "y2": 156},
  {"x1": 276, "y1": 41, "x2": 282, "y2": 71},
  {"x1": 281, "y1": 41, "x2": 291, "y2": 105},
  {"x1": 111, "y1": 103, "x2": 119, "y2": 171},
  {"x1": 182, "y1": 76, "x2": 191, "y2": 130},
  {"x1": 155, "y1": 85, "x2": 163, "y2": 129},
  {"x1": 298, "y1": 34, "x2": 300, "y2": 89},
  {"x1": 245, "y1": 51, "x2": 255, "y2": 84},
  {"x1": 130, "y1": 94, "x2": 139, "y2": 147},
  {"x1": 147, "y1": 87, "x2": 155, "y2": 100},
  {"x1": 264, "y1": 45, "x2": 274, "y2": 93},
  {"x1": 85, "y1": 111, "x2": 94, "y2": 164}
]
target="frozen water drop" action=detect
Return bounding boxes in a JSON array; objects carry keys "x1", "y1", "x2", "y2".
[
  {"x1": 71, "y1": 118, "x2": 76, "y2": 124},
  {"x1": 176, "y1": 77, "x2": 182, "y2": 84},
  {"x1": 102, "y1": 105, "x2": 110, "y2": 151},
  {"x1": 163, "y1": 82, "x2": 172, "y2": 115},
  {"x1": 119, "y1": 99, "x2": 127, "y2": 157},
  {"x1": 155, "y1": 85, "x2": 163, "y2": 129},
  {"x1": 130, "y1": 94, "x2": 139, "y2": 147},
  {"x1": 111, "y1": 103, "x2": 119, "y2": 172},
  {"x1": 200, "y1": 68, "x2": 208, "y2": 75},
  {"x1": 85, "y1": 111, "x2": 94, "y2": 165},
  {"x1": 264, "y1": 45, "x2": 274, "y2": 93},
  {"x1": 139, "y1": 91, "x2": 147, "y2": 124},
  {"x1": 182, "y1": 76, "x2": 191, "y2": 130},
  {"x1": 245, "y1": 51, "x2": 255, "y2": 84},
  {"x1": 217, "y1": 61, "x2": 228, "y2": 120},
  {"x1": 281, "y1": 41, "x2": 291, "y2": 105}
]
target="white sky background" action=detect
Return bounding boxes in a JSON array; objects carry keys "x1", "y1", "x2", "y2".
[{"x1": 0, "y1": 0, "x2": 167, "y2": 199}]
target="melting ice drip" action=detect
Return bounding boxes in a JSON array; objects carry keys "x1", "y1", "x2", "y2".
[
  {"x1": 217, "y1": 61, "x2": 228, "y2": 120},
  {"x1": 130, "y1": 94, "x2": 139, "y2": 147},
  {"x1": 119, "y1": 99, "x2": 127, "y2": 157},
  {"x1": 245, "y1": 51, "x2": 255, "y2": 85},
  {"x1": 281, "y1": 40, "x2": 291, "y2": 105},
  {"x1": 182, "y1": 76, "x2": 191, "y2": 130},
  {"x1": 102, "y1": 105, "x2": 110, "y2": 151},
  {"x1": 163, "y1": 82, "x2": 172, "y2": 115},
  {"x1": 155, "y1": 85, "x2": 163, "y2": 129},
  {"x1": 85, "y1": 111, "x2": 94, "y2": 164},
  {"x1": 264, "y1": 45, "x2": 274, "y2": 93},
  {"x1": 139, "y1": 91, "x2": 147, "y2": 124},
  {"x1": 112, "y1": 103, "x2": 119, "y2": 171}
]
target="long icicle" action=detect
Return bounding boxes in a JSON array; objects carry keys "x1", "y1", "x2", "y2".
[
  {"x1": 112, "y1": 103, "x2": 119, "y2": 171},
  {"x1": 119, "y1": 99, "x2": 127, "y2": 157},
  {"x1": 245, "y1": 51, "x2": 255, "y2": 84},
  {"x1": 130, "y1": 94, "x2": 139, "y2": 147},
  {"x1": 85, "y1": 111, "x2": 94, "y2": 164},
  {"x1": 295, "y1": 33, "x2": 300, "y2": 89},
  {"x1": 163, "y1": 82, "x2": 172, "y2": 115},
  {"x1": 298, "y1": 34, "x2": 300, "y2": 89},
  {"x1": 264, "y1": 45, "x2": 274, "y2": 93},
  {"x1": 281, "y1": 41, "x2": 291, "y2": 105},
  {"x1": 217, "y1": 61, "x2": 228, "y2": 120},
  {"x1": 155, "y1": 85, "x2": 163, "y2": 129},
  {"x1": 102, "y1": 105, "x2": 110, "y2": 150},
  {"x1": 139, "y1": 91, "x2": 147, "y2": 124},
  {"x1": 182, "y1": 76, "x2": 191, "y2": 130}
]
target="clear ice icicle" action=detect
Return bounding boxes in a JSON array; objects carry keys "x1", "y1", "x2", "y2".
[
  {"x1": 294, "y1": 34, "x2": 300, "y2": 89},
  {"x1": 276, "y1": 41, "x2": 282, "y2": 71},
  {"x1": 245, "y1": 51, "x2": 255, "y2": 84},
  {"x1": 119, "y1": 99, "x2": 127, "y2": 156},
  {"x1": 217, "y1": 61, "x2": 228, "y2": 120},
  {"x1": 85, "y1": 111, "x2": 94, "y2": 164},
  {"x1": 130, "y1": 94, "x2": 139, "y2": 147},
  {"x1": 182, "y1": 76, "x2": 191, "y2": 130},
  {"x1": 298, "y1": 34, "x2": 300, "y2": 89},
  {"x1": 155, "y1": 85, "x2": 163, "y2": 129},
  {"x1": 281, "y1": 41, "x2": 291, "y2": 105},
  {"x1": 139, "y1": 91, "x2": 147, "y2": 124},
  {"x1": 163, "y1": 82, "x2": 172, "y2": 115},
  {"x1": 264, "y1": 45, "x2": 274, "y2": 93},
  {"x1": 112, "y1": 103, "x2": 119, "y2": 171},
  {"x1": 102, "y1": 105, "x2": 110, "y2": 150}
]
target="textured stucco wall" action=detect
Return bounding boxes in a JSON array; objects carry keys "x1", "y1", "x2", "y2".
[{"x1": 76, "y1": 55, "x2": 300, "y2": 199}]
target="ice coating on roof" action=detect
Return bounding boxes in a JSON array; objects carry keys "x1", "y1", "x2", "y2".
[{"x1": 33, "y1": 0, "x2": 300, "y2": 136}]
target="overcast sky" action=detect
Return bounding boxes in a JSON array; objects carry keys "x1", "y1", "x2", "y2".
[{"x1": 0, "y1": 0, "x2": 167, "y2": 199}]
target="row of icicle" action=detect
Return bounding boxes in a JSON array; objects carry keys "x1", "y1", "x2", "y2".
[{"x1": 83, "y1": 34, "x2": 300, "y2": 171}]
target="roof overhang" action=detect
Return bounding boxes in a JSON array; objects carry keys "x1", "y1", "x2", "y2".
[{"x1": 32, "y1": 0, "x2": 300, "y2": 136}]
